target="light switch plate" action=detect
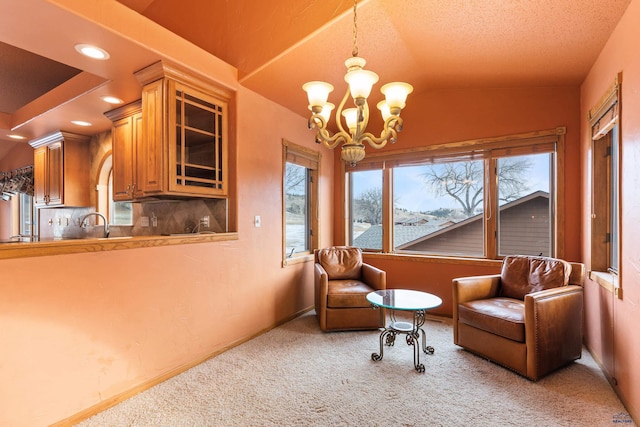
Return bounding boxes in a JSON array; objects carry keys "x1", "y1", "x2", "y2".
[{"x1": 254, "y1": 215, "x2": 261, "y2": 227}]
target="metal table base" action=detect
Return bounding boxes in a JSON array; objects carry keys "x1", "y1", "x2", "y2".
[{"x1": 371, "y1": 308, "x2": 435, "y2": 373}]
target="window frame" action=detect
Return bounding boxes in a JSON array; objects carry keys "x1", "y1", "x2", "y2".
[
  {"x1": 282, "y1": 139, "x2": 321, "y2": 266},
  {"x1": 342, "y1": 127, "x2": 566, "y2": 261},
  {"x1": 588, "y1": 72, "x2": 622, "y2": 296},
  {"x1": 347, "y1": 168, "x2": 385, "y2": 251}
]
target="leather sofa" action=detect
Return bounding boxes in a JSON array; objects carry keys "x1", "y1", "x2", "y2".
[
  {"x1": 314, "y1": 246, "x2": 386, "y2": 332},
  {"x1": 452, "y1": 255, "x2": 585, "y2": 380}
]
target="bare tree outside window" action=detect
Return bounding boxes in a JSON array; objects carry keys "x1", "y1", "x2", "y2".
[
  {"x1": 353, "y1": 187, "x2": 383, "y2": 225},
  {"x1": 285, "y1": 162, "x2": 308, "y2": 254},
  {"x1": 420, "y1": 158, "x2": 532, "y2": 216},
  {"x1": 349, "y1": 169, "x2": 383, "y2": 249},
  {"x1": 282, "y1": 140, "x2": 320, "y2": 263}
]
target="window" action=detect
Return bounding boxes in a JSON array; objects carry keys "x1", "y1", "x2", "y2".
[
  {"x1": 108, "y1": 169, "x2": 133, "y2": 225},
  {"x1": 393, "y1": 160, "x2": 485, "y2": 257},
  {"x1": 9, "y1": 192, "x2": 35, "y2": 240},
  {"x1": 97, "y1": 154, "x2": 133, "y2": 225},
  {"x1": 349, "y1": 169, "x2": 383, "y2": 250},
  {"x1": 283, "y1": 140, "x2": 320, "y2": 265},
  {"x1": 590, "y1": 73, "x2": 621, "y2": 285},
  {"x1": 346, "y1": 127, "x2": 565, "y2": 260},
  {"x1": 497, "y1": 153, "x2": 552, "y2": 257},
  {"x1": 18, "y1": 193, "x2": 33, "y2": 237}
]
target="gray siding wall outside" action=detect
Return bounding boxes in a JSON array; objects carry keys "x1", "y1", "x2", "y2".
[{"x1": 403, "y1": 196, "x2": 550, "y2": 256}]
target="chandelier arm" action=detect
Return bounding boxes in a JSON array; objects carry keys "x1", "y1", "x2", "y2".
[
  {"x1": 311, "y1": 119, "x2": 350, "y2": 149},
  {"x1": 360, "y1": 132, "x2": 391, "y2": 149},
  {"x1": 359, "y1": 116, "x2": 403, "y2": 148},
  {"x1": 353, "y1": 101, "x2": 370, "y2": 143},
  {"x1": 334, "y1": 88, "x2": 352, "y2": 137}
]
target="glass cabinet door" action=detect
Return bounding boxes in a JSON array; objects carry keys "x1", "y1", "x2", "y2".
[{"x1": 171, "y1": 82, "x2": 227, "y2": 196}]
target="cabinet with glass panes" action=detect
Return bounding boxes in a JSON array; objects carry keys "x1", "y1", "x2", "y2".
[{"x1": 134, "y1": 61, "x2": 230, "y2": 198}]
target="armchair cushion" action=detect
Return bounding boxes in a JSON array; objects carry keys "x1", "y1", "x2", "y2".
[
  {"x1": 500, "y1": 255, "x2": 572, "y2": 300},
  {"x1": 317, "y1": 246, "x2": 363, "y2": 280},
  {"x1": 327, "y1": 279, "x2": 374, "y2": 308},
  {"x1": 458, "y1": 298, "x2": 525, "y2": 342}
]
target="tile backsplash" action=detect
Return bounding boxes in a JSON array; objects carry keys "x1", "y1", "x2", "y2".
[{"x1": 38, "y1": 198, "x2": 227, "y2": 240}]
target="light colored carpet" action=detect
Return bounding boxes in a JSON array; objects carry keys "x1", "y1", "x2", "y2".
[{"x1": 77, "y1": 311, "x2": 635, "y2": 426}]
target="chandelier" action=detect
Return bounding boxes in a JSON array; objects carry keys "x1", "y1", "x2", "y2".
[{"x1": 303, "y1": 0, "x2": 413, "y2": 167}]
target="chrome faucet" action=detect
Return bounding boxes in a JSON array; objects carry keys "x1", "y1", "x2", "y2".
[{"x1": 80, "y1": 212, "x2": 110, "y2": 238}]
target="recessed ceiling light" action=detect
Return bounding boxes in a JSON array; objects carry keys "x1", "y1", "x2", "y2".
[
  {"x1": 74, "y1": 44, "x2": 110, "y2": 60},
  {"x1": 101, "y1": 96, "x2": 124, "y2": 104},
  {"x1": 8, "y1": 134, "x2": 26, "y2": 140},
  {"x1": 71, "y1": 120, "x2": 92, "y2": 127}
]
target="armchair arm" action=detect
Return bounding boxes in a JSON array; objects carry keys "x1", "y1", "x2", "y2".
[
  {"x1": 314, "y1": 263, "x2": 329, "y2": 330},
  {"x1": 452, "y1": 274, "x2": 501, "y2": 304},
  {"x1": 362, "y1": 263, "x2": 387, "y2": 290},
  {"x1": 524, "y1": 285, "x2": 584, "y2": 379}
]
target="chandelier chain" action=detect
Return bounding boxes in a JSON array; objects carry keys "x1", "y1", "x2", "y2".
[{"x1": 352, "y1": 0, "x2": 358, "y2": 57}]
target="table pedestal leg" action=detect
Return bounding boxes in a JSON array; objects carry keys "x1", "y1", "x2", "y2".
[{"x1": 370, "y1": 308, "x2": 435, "y2": 372}]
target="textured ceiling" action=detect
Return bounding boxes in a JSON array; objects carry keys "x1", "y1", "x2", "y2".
[
  {"x1": 115, "y1": 0, "x2": 632, "y2": 119},
  {"x1": 0, "y1": 0, "x2": 632, "y2": 145}
]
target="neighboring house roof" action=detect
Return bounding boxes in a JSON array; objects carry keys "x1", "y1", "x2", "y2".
[
  {"x1": 353, "y1": 223, "x2": 448, "y2": 250},
  {"x1": 394, "y1": 217, "x2": 430, "y2": 226},
  {"x1": 398, "y1": 190, "x2": 549, "y2": 250},
  {"x1": 354, "y1": 191, "x2": 550, "y2": 251}
]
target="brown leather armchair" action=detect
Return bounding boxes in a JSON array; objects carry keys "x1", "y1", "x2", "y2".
[
  {"x1": 314, "y1": 246, "x2": 386, "y2": 332},
  {"x1": 452, "y1": 255, "x2": 585, "y2": 380}
]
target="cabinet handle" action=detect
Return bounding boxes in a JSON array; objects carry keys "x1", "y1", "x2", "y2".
[{"x1": 126, "y1": 184, "x2": 131, "y2": 196}]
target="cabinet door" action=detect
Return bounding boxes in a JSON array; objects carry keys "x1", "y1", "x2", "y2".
[
  {"x1": 132, "y1": 112, "x2": 144, "y2": 198},
  {"x1": 33, "y1": 146, "x2": 48, "y2": 206},
  {"x1": 170, "y1": 81, "x2": 228, "y2": 196},
  {"x1": 112, "y1": 116, "x2": 135, "y2": 201},
  {"x1": 139, "y1": 79, "x2": 164, "y2": 194},
  {"x1": 46, "y1": 142, "x2": 64, "y2": 205}
]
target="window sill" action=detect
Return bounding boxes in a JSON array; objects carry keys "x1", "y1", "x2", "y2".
[
  {"x1": 589, "y1": 270, "x2": 622, "y2": 298},
  {"x1": 282, "y1": 253, "x2": 314, "y2": 267},
  {"x1": 363, "y1": 251, "x2": 503, "y2": 267}
]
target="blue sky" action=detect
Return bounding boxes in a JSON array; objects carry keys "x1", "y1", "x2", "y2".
[{"x1": 352, "y1": 154, "x2": 551, "y2": 213}]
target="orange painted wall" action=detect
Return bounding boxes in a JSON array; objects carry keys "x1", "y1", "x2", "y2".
[
  {"x1": 580, "y1": 0, "x2": 640, "y2": 420},
  {"x1": 0, "y1": 87, "x2": 333, "y2": 426},
  {"x1": 336, "y1": 85, "x2": 582, "y2": 316},
  {"x1": 0, "y1": 143, "x2": 35, "y2": 240}
]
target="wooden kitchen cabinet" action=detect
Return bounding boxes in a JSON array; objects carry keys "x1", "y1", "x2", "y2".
[
  {"x1": 105, "y1": 101, "x2": 144, "y2": 201},
  {"x1": 29, "y1": 131, "x2": 90, "y2": 207},
  {"x1": 134, "y1": 61, "x2": 231, "y2": 198}
]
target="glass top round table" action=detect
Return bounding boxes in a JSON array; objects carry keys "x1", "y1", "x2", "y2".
[
  {"x1": 366, "y1": 289, "x2": 443, "y2": 373},
  {"x1": 366, "y1": 289, "x2": 442, "y2": 311}
]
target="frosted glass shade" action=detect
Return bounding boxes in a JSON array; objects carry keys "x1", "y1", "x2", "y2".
[
  {"x1": 303, "y1": 81, "x2": 334, "y2": 107},
  {"x1": 342, "y1": 108, "x2": 359, "y2": 132},
  {"x1": 345, "y1": 69, "x2": 379, "y2": 99},
  {"x1": 377, "y1": 100, "x2": 392, "y2": 121},
  {"x1": 319, "y1": 102, "x2": 335, "y2": 123},
  {"x1": 381, "y1": 82, "x2": 414, "y2": 109}
]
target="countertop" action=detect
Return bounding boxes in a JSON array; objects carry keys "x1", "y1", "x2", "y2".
[{"x1": 0, "y1": 232, "x2": 239, "y2": 260}]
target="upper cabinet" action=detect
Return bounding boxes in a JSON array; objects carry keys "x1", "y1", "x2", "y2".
[
  {"x1": 105, "y1": 101, "x2": 144, "y2": 201},
  {"x1": 29, "y1": 131, "x2": 90, "y2": 207},
  {"x1": 126, "y1": 61, "x2": 231, "y2": 199}
]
